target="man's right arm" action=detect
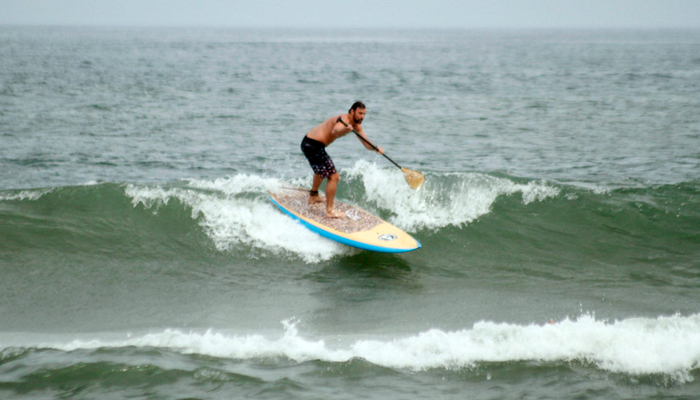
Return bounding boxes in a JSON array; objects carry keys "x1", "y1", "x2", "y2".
[{"x1": 332, "y1": 115, "x2": 353, "y2": 137}]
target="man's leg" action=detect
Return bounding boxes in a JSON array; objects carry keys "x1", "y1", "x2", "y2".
[
  {"x1": 308, "y1": 174, "x2": 324, "y2": 204},
  {"x1": 324, "y1": 172, "x2": 344, "y2": 218}
]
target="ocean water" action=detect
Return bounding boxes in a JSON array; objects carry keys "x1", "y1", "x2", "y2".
[{"x1": 1, "y1": 26, "x2": 700, "y2": 399}]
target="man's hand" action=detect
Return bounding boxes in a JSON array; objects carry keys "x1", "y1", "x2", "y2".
[{"x1": 335, "y1": 117, "x2": 354, "y2": 135}]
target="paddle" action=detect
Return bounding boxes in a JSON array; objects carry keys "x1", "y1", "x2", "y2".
[{"x1": 338, "y1": 119, "x2": 425, "y2": 190}]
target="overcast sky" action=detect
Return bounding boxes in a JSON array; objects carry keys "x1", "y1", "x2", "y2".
[{"x1": 2, "y1": 0, "x2": 700, "y2": 29}]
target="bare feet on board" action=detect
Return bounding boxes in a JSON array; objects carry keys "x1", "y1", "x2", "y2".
[
  {"x1": 308, "y1": 195, "x2": 325, "y2": 205},
  {"x1": 325, "y1": 209, "x2": 345, "y2": 219}
]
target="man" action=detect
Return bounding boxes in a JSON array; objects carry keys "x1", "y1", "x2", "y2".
[{"x1": 301, "y1": 101, "x2": 383, "y2": 219}]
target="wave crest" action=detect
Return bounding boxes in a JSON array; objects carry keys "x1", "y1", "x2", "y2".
[{"x1": 16, "y1": 313, "x2": 700, "y2": 382}]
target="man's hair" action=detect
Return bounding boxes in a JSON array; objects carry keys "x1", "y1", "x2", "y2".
[{"x1": 349, "y1": 101, "x2": 366, "y2": 112}]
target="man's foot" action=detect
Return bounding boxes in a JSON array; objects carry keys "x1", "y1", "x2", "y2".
[
  {"x1": 308, "y1": 190, "x2": 324, "y2": 205},
  {"x1": 325, "y1": 209, "x2": 345, "y2": 219},
  {"x1": 308, "y1": 195, "x2": 325, "y2": 204}
]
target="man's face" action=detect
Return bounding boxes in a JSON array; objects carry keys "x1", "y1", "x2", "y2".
[{"x1": 351, "y1": 108, "x2": 366, "y2": 124}]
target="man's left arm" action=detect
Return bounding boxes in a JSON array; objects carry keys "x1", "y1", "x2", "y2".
[{"x1": 354, "y1": 125, "x2": 384, "y2": 155}]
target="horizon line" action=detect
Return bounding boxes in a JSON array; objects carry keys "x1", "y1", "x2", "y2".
[{"x1": 3, "y1": 23, "x2": 700, "y2": 30}]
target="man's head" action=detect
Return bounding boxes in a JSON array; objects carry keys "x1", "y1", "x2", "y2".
[{"x1": 349, "y1": 101, "x2": 366, "y2": 124}]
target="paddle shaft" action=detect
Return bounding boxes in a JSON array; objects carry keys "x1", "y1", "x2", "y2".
[
  {"x1": 355, "y1": 131, "x2": 406, "y2": 169},
  {"x1": 336, "y1": 118, "x2": 404, "y2": 170}
]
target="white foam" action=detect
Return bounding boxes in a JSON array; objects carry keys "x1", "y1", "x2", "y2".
[
  {"x1": 184, "y1": 174, "x2": 283, "y2": 196},
  {"x1": 124, "y1": 177, "x2": 348, "y2": 263},
  {"x1": 351, "y1": 313, "x2": 700, "y2": 379},
  {"x1": 15, "y1": 313, "x2": 700, "y2": 381},
  {"x1": 0, "y1": 188, "x2": 52, "y2": 202},
  {"x1": 345, "y1": 160, "x2": 560, "y2": 231}
]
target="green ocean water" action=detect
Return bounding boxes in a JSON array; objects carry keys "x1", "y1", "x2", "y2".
[{"x1": 1, "y1": 27, "x2": 700, "y2": 399}]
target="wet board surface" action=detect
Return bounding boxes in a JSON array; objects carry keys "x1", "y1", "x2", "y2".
[{"x1": 269, "y1": 188, "x2": 421, "y2": 253}]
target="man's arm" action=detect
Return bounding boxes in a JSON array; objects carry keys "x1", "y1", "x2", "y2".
[
  {"x1": 332, "y1": 117, "x2": 352, "y2": 137},
  {"x1": 336, "y1": 115, "x2": 384, "y2": 154},
  {"x1": 354, "y1": 125, "x2": 384, "y2": 154}
]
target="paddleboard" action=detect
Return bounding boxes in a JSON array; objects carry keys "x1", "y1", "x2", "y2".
[{"x1": 269, "y1": 188, "x2": 421, "y2": 253}]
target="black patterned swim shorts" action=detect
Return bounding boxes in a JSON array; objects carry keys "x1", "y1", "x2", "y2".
[{"x1": 301, "y1": 136, "x2": 337, "y2": 179}]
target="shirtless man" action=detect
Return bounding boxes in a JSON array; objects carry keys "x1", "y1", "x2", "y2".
[{"x1": 301, "y1": 101, "x2": 384, "y2": 218}]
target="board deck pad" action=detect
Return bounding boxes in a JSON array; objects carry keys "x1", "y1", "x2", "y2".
[
  {"x1": 271, "y1": 192, "x2": 381, "y2": 233},
  {"x1": 269, "y1": 188, "x2": 421, "y2": 253}
]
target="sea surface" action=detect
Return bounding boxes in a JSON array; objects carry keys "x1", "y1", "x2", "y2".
[{"x1": 1, "y1": 27, "x2": 700, "y2": 399}]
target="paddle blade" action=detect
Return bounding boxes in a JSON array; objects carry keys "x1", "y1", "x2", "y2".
[{"x1": 401, "y1": 167, "x2": 425, "y2": 190}]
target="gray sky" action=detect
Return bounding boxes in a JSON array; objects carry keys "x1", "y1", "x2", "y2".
[{"x1": 2, "y1": 0, "x2": 700, "y2": 29}]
